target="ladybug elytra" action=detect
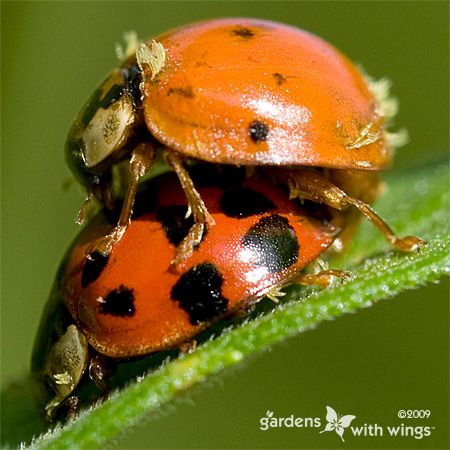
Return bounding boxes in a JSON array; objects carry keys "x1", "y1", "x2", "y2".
[
  {"x1": 66, "y1": 18, "x2": 423, "y2": 269},
  {"x1": 32, "y1": 166, "x2": 344, "y2": 419}
]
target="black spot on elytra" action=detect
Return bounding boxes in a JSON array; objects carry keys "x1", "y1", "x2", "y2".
[
  {"x1": 189, "y1": 164, "x2": 246, "y2": 189},
  {"x1": 231, "y1": 27, "x2": 255, "y2": 39},
  {"x1": 167, "y1": 86, "x2": 195, "y2": 98},
  {"x1": 157, "y1": 205, "x2": 203, "y2": 247},
  {"x1": 249, "y1": 121, "x2": 270, "y2": 143},
  {"x1": 242, "y1": 214, "x2": 299, "y2": 273},
  {"x1": 272, "y1": 73, "x2": 287, "y2": 85},
  {"x1": 99, "y1": 285, "x2": 135, "y2": 317},
  {"x1": 82, "y1": 251, "x2": 110, "y2": 287},
  {"x1": 171, "y1": 263, "x2": 228, "y2": 325},
  {"x1": 220, "y1": 187, "x2": 275, "y2": 218},
  {"x1": 194, "y1": 60, "x2": 212, "y2": 68}
]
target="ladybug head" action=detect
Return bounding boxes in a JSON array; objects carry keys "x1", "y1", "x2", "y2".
[{"x1": 65, "y1": 64, "x2": 143, "y2": 189}]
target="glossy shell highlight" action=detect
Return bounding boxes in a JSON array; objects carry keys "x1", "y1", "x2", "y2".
[
  {"x1": 142, "y1": 18, "x2": 389, "y2": 170},
  {"x1": 62, "y1": 168, "x2": 337, "y2": 358}
]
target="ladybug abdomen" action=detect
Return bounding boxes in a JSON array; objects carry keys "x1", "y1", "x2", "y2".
[{"x1": 143, "y1": 18, "x2": 389, "y2": 170}]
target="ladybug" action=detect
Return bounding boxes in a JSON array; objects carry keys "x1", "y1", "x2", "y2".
[
  {"x1": 66, "y1": 17, "x2": 423, "y2": 267},
  {"x1": 32, "y1": 166, "x2": 343, "y2": 419}
]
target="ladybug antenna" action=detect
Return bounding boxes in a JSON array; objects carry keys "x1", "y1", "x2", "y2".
[
  {"x1": 136, "y1": 40, "x2": 166, "y2": 82},
  {"x1": 115, "y1": 30, "x2": 141, "y2": 62}
]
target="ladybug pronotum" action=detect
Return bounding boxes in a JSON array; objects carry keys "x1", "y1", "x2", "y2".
[
  {"x1": 66, "y1": 17, "x2": 423, "y2": 269},
  {"x1": 32, "y1": 166, "x2": 344, "y2": 419}
]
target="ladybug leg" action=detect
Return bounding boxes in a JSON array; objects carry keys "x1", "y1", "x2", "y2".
[
  {"x1": 232, "y1": 302, "x2": 257, "y2": 317},
  {"x1": 88, "y1": 353, "x2": 115, "y2": 393},
  {"x1": 295, "y1": 270, "x2": 350, "y2": 288},
  {"x1": 76, "y1": 176, "x2": 115, "y2": 225},
  {"x1": 285, "y1": 168, "x2": 425, "y2": 252},
  {"x1": 164, "y1": 149, "x2": 215, "y2": 269},
  {"x1": 64, "y1": 395, "x2": 81, "y2": 421},
  {"x1": 178, "y1": 339, "x2": 197, "y2": 354},
  {"x1": 266, "y1": 285, "x2": 287, "y2": 303},
  {"x1": 88, "y1": 142, "x2": 156, "y2": 257},
  {"x1": 76, "y1": 190, "x2": 95, "y2": 225}
]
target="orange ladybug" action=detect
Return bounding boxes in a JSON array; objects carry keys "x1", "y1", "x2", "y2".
[
  {"x1": 66, "y1": 18, "x2": 422, "y2": 266},
  {"x1": 32, "y1": 166, "x2": 342, "y2": 419}
]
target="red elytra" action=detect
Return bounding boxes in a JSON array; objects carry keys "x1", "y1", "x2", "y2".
[
  {"x1": 62, "y1": 168, "x2": 337, "y2": 358},
  {"x1": 141, "y1": 17, "x2": 388, "y2": 169}
]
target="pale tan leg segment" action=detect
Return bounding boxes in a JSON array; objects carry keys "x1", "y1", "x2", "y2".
[
  {"x1": 178, "y1": 339, "x2": 197, "y2": 354},
  {"x1": 76, "y1": 179, "x2": 115, "y2": 225},
  {"x1": 284, "y1": 168, "x2": 424, "y2": 252},
  {"x1": 295, "y1": 269, "x2": 349, "y2": 288},
  {"x1": 89, "y1": 142, "x2": 156, "y2": 257},
  {"x1": 164, "y1": 149, "x2": 215, "y2": 268},
  {"x1": 76, "y1": 190, "x2": 94, "y2": 225}
]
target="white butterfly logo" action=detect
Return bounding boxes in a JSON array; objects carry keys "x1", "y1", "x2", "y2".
[{"x1": 319, "y1": 405, "x2": 356, "y2": 442}]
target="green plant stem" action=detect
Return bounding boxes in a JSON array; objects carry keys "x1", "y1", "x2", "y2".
[
  {"x1": 14, "y1": 162, "x2": 449, "y2": 449},
  {"x1": 27, "y1": 237, "x2": 449, "y2": 449}
]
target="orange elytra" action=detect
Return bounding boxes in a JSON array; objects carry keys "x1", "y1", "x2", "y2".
[
  {"x1": 32, "y1": 165, "x2": 341, "y2": 418},
  {"x1": 66, "y1": 17, "x2": 420, "y2": 268},
  {"x1": 141, "y1": 18, "x2": 389, "y2": 169},
  {"x1": 65, "y1": 167, "x2": 338, "y2": 358}
]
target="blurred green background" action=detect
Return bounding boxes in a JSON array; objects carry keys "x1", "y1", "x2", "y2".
[{"x1": 1, "y1": 1, "x2": 448, "y2": 449}]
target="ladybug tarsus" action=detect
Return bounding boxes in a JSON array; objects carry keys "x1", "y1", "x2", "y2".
[
  {"x1": 76, "y1": 190, "x2": 95, "y2": 225},
  {"x1": 343, "y1": 198, "x2": 426, "y2": 252},
  {"x1": 295, "y1": 269, "x2": 350, "y2": 288},
  {"x1": 178, "y1": 340, "x2": 197, "y2": 354},
  {"x1": 169, "y1": 222, "x2": 206, "y2": 272},
  {"x1": 65, "y1": 395, "x2": 81, "y2": 421},
  {"x1": 390, "y1": 235, "x2": 425, "y2": 252}
]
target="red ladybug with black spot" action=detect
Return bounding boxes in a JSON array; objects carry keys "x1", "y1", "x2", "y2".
[
  {"x1": 32, "y1": 166, "x2": 343, "y2": 419},
  {"x1": 66, "y1": 18, "x2": 423, "y2": 269}
]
